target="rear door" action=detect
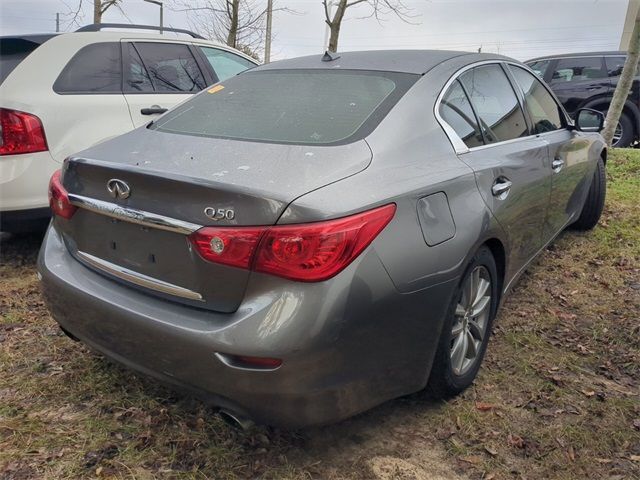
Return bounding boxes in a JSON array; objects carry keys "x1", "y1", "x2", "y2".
[
  {"x1": 443, "y1": 63, "x2": 551, "y2": 273},
  {"x1": 548, "y1": 56, "x2": 610, "y2": 115},
  {"x1": 508, "y1": 64, "x2": 594, "y2": 237},
  {"x1": 121, "y1": 41, "x2": 208, "y2": 127},
  {"x1": 606, "y1": 55, "x2": 640, "y2": 107}
]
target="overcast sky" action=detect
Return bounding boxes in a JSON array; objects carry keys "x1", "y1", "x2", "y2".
[{"x1": 0, "y1": 0, "x2": 630, "y2": 61}]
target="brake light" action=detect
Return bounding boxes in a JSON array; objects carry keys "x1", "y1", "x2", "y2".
[
  {"x1": 189, "y1": 204, "x2": 396, "y2": 282},
  {"x1": 0, "y1": 108, "x2": 47, "y2": 156},
  {"x1": 188, "y1": 226, "x2": 264, "y2": 269},
  {"x1": 48, "y1": 170, "x2": 77, "y2": 219}
]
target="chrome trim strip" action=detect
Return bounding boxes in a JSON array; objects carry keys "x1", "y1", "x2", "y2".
[
  {"x1": 434, "y1": 59, "x2": 572, "y2": 155},
  {"x1": 68, "y1": 194, "x2": 202, "y2": 235},
  {"x1": 77, "y1": 250, "x2": 204, "y2": 301}
]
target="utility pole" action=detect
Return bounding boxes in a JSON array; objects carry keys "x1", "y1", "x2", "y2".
[
  {"x1": 144, "y1": 0, "x2": 164, "y2": 34},
  {"x1": 621, "y1": 0, "x2": 640, "y2": 49},
  {"x1": 56, "y1": 12, "x2": 60, "y2": 32},
  {"x1": 265, "y1": 0, "x2": 273, "y2": 63}
]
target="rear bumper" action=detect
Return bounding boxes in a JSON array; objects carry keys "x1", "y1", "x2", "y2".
[
  {"x1": 0, "y1": 150, "x2": 58, "y2": 213},
  {"x1": 38, "y1": 223, "x2": 456, "y2": 427}
]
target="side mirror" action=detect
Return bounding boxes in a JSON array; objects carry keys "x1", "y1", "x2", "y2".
[{"x1": 574, "y1": 108, "x2": 604, "y2": 133}]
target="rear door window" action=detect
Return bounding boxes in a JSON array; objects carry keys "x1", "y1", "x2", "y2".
[
  {"x1": 605, "y1": 56, "x2": 626, "y2": 77},
  {"x1": 509, "y1": 65, "x2": 563, "y2": 133},
  {"x1": 151, "y1": 69, "x2": 417, "y2": 145},
  {"x1": 124, "y1": 43, "x2": 154, "y2": 92},
  {"x1": 439, "y1": 80, "x2": 483, "y2": 148},
  {"x1": 459, "y1": 64, "x2": 528, "y2": 144},
  {"x1": 199, "y1": 47, "x2": 256, "y2": 81},
  {"x1": 550, "y1": 57, "x2": 606, "y2": 83},
  {"x1": 53, "y1": 42, "x2": 122, "y2": 94},
  {"x1": 131, "y1": 42, "x2": 206, "y2": 93}
]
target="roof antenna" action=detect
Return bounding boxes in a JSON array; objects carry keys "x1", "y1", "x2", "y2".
[{"x1": 322, "y1": 50, "x2": 341, "y2": 62}]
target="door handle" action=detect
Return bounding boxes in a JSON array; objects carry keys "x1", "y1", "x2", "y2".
[
  {"x1": 141, "y1": 105, "x2": 168, "y2": 115},
  {"x1": 491, "y1": 177, "x2": 512, "y2": 199},
  {"x1": 552, "y1": 157, "x2": 565, "y2": 172}
]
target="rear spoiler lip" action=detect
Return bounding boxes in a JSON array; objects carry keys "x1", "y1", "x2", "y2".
[{"x1": 0, "y1": 34, "x2": 58, "y2": 45}]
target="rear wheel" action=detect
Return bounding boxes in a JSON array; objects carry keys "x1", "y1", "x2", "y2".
[
  {"x1": 572, "y1": 157, "x2": 606, "y2": 231},
  {"x1": 428, "y1": 246, "x2": 499, "y2": 397},
  {"x1": 608, "y1": 111, "x2": 633, "y2": 147}
]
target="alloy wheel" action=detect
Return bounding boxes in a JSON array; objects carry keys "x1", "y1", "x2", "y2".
[
  {"x1": 450, "y1": 266, "x2": 492, "y2": 376},
  {"x1": 612, "y1": 122, "x2": 623, "y2": 146}
]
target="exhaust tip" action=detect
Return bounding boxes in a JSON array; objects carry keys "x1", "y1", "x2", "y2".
[{"x1": 219, "y1": 409, "x2": 254, "y2": 430}]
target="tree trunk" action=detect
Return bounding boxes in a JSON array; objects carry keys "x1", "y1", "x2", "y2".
[
  {"x1": 94, "y1": 0, "x2": 102, "y2": 23},
  {"x1": 327, "y1": 0, "x2": 347, "y2": 52},
  {"x1": 226, "y1": 0, "x2": 240, "y2": 48},
  {"x1": 603, "y1": 10, "x2": 640, "y2": 146}
]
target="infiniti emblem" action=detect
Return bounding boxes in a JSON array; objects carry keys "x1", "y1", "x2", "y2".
[{"x1": 107, "y1": 179, "x2": 131, "y2": 200}]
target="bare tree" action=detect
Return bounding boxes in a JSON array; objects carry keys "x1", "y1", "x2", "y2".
[
  {"x1": 171, "y1": 0, "x2": 283, "y2": 58},
  {"x1": 63, "y1": 0, "x2": 125, "y2": 27},
  {"x1": 94, "y1": 0, "x2": 121, "y2": 23},
  {"x1": 603, "y1": 9, "x2": 640, "y2": 146},
  {"x1": 323, "y1": 0, "x2": 417, "y2": 53}
]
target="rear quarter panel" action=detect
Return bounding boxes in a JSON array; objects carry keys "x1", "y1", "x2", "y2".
[{"x1": 280, "y1": 64, "x2": 508, "y2": 294}]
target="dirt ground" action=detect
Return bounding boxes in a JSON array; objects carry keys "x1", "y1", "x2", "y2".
[{"x1": 1, "y1": 150, "x2": 639, "y2": 480}]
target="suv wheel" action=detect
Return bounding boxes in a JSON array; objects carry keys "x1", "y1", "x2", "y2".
[{"x1": 609, "y1": 111, "x2": 634, "y2": 147}]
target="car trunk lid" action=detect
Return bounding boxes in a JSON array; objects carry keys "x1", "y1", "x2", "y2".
[{"x1": 58, "y1": 128, "x2": 372, "y2": 312}]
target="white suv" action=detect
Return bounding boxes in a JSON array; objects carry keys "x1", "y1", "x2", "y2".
[{"x1": 0, "y1": 24, "x2": 258, "y2": 232}]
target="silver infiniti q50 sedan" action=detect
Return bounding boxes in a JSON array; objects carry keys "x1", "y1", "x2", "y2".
[{"x1": 38, "y1": 50, "x2": 607, "y2": 428}]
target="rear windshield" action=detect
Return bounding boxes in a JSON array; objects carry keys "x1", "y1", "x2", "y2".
[
  {"x1": 151, "y1": 69, "x2": 417, "y2": 145},
  {"x1": 1, "y1": 38, "x2": 47, "y2": 84}
]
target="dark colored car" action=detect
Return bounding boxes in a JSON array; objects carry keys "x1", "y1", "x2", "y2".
[{"x1": 526, "y1": 51, "x2": 639, "y2": 147}]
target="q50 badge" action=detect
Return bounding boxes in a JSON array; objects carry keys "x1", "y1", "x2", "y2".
[{"x1": 204, "y1": 207, "x2": 235, "y2": 221}]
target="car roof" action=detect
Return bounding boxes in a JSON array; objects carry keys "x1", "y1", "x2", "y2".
[
  {"x1": 254, "y1": 50, "x2": 511, "y2": 75},
  {"x1": 526, "y1": 51, "x2": 626, "y2": 63}
]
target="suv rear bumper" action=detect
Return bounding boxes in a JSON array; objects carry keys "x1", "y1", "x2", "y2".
[
  {"x1": 38, "y1": 223, "x2": 455, "y2": 427},
  {"x1": 0, "y1": 207, "x2": 50, "y2": 233},
  {"x1": 1, "y1": 150, "x2": 58, "y2": 232}
]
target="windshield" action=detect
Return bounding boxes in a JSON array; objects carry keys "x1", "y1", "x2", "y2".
[{"x1": 151, "y1": 69, "x2": 418, "y2": 145}]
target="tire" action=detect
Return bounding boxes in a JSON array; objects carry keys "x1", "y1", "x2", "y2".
[
  {"x1": 571, "y1": 157, "x2": 606, "y2": 231},
  {"x1": 427, "y1": 246, "x2": 499, "y2": 398},
  {"x1": 610, "y1": 111, "x2": 634, "y2": 148}
]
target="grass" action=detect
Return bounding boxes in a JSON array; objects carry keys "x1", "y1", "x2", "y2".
[{"x1": 1, "y1": 149, "x2": 639, "y2": 480}]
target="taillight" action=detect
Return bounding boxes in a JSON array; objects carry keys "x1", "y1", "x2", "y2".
[
  {"x1": 189, "y1": 204, "x2": 396, "y2": 282},
  {"x1": 188, "y1": 227, "x2": 264, "y2": 269},
  {"x1": 48, "y1": 170, "x2": 77, "y2": 219},
  {"x1": 0, "y1": 108, "x2": 48, "y2": 156}
]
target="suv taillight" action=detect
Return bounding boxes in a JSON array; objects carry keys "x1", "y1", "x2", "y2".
[
  {"x1": 0, "y1": 108, "x2": 48, "y2": 156},
  {"x1": 188, "y1": 204, "x2": 396, "y2": 282},
  {"x1": 48, "y1": 170, "x2": 77, "y2": 219}
]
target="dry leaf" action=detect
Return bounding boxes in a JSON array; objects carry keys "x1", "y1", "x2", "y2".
[
  {"x1": 460, "y1": 455, "x2": 483, "y2": 465},
  {"x1": 475, "y1": 402, "x2": 495, "y2": 412},
  {"x1": 484, "y1": 445, "x2": 498, "y2": 456}
]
